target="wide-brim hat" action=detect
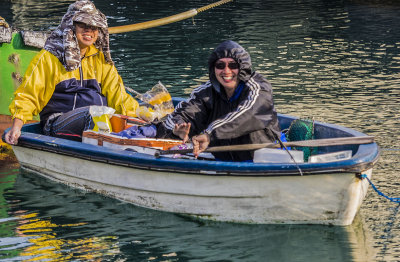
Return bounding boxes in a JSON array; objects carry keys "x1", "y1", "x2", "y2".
[{"x1": 44, "y1": 0, "x2": 112, "y2": 71}]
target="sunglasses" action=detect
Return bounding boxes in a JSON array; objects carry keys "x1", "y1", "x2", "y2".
[
  {"x1": 75, "y1": 22, "x2": 98, "y2": 31},
  {"x1": 215, "y1": 61, "x2": 239, "y2": 70}
]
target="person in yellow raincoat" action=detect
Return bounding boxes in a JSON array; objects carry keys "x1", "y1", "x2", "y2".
[{"x1": 5, "y1": 0, "x2": 139, "y2": 144}]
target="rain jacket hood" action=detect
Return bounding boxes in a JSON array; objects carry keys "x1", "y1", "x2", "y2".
[
  {"x1": 208, "y1": 40, "x2": 253, "y2": 92},
  {"x1": 158, "y1": 40, "x2": 281, "y2": 161},
  {"x1": 44, "y1": 0, "x2": 112, "y2": 71}
]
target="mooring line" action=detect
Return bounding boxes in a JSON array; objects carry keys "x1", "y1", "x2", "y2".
[{"x1": 360, "y1": 174, "x2": 400, "y2": 203}]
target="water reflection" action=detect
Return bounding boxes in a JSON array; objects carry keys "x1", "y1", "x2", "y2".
[
  {"x1": 5, "y1": 0, "x2": 75, "y2": 31},
  {"x1": 0, "y1": 171, "x2": 374, "y2": 261}
]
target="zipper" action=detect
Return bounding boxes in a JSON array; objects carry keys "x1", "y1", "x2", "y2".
[
  {"x1": 73, "y1": 64, "x2": 84, "y2": 110},
  {"x1": 81, "y1": 56, "x2": 103, "y2": 107},
  {"x1": 80, "y1": 64, "x2": 83, "y2": 87},
  {"x1": 97, "y1": 93, "x2": 104, "y2": 106},
  {"x1": 72, "y1": 93, "x2": 77, "y2": 110}
]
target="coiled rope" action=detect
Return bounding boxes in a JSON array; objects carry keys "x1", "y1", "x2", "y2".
[
  {"x1": 360, "y1": 174, "x2": 400, "y2": 203},
  {"x1": 109, "y1": 0, "x2": 233, "y2": 34}
]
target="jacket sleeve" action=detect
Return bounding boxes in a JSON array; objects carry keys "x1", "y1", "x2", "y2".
[
  {"x1": 9, "y1": 50, "x2": 57, "y2": 123},
  {"x1": 205, "y1": 74, "x2": 278, "y2": 141},
  {"x1": 159, "y1": 82, "x2": 212, "y2": 137},
  {"x1": 100, "y1": 55, "x2": 139, "y2": 117}
]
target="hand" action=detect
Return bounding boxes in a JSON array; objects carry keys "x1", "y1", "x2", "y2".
[
  {"x1": 173, "y1": 123, "x2": 191, "y2": 142},
  {"x1": 192, "y1": 133, "x2": 210, "y2": 158},
  {"x1": 4, "y1": 118, "x2": 24, "y2": 145}
]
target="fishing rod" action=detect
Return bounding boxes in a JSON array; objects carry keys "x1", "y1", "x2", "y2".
[
  {"x1": 125, "y1": 86, "x2": 141, "y2": 97},
  {"x1": 109, "y1": 0, "x2": 233, "y2": 34}
]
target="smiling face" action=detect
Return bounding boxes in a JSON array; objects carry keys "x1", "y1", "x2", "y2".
[
  {"x1": 74, "y1": 22, "x2": 99, "y2": 56},
  {"x1": 214, "y1": 58, "x2": 240, "y2": 97}
]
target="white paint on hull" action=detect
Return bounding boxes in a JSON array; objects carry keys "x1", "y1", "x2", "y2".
[{"x1": 13, "y1": 146, "x2": 372, "y2": 225}]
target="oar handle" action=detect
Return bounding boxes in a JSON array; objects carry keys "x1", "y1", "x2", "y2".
[
  {"x1": 155, "y1": 136, "x2": 375, "y2": 157},
  {"x1": 155, "y1": 148, "x2": 193, "y2": 158}
]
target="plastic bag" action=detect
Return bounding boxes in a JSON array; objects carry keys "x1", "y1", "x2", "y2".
[
  {"x1": 135, "y1": 106, "x2": 156, "y2": 122},
  {"x1": 136, "y1": 82, "x2": 174, "y2": 122},
  {"x1": 89, "y1": 106, "x2": 115, "y2": 133}
]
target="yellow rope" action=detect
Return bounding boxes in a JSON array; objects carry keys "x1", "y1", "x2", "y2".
[
  {"x1": 197, "y1": 0, "x2": 233, "y2": 13},
  {"x1": 109, "y1": 0, "x2": 233, "y2": 34}
]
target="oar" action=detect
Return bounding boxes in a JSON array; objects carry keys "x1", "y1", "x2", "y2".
[
  {"x1": 109, "y1": 0, "x2": 233, "y2": 34},
  {"x1": 155, "y1": 136, "x2": 375, "y2": 157}
]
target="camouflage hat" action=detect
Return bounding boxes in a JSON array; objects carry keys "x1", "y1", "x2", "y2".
[
  {"x1": 44, "y1": 0, "x2": 112, "y2": 71},
  {"x1": 72, "y1": 1, "x2": 108, "y2": 29}
]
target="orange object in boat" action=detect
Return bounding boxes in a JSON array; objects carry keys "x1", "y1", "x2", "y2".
[{"x1": 110, "y1": 114, "x2": 148, "y2": 133}]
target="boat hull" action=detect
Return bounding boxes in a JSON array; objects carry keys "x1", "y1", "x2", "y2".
[{"x1": 14, "y1": 145, "x2": 372, "y2": 225}]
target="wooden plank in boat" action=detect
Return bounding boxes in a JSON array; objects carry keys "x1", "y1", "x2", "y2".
[{"x1": 82, "y1": 130, "x2": 183, "y2": 150}]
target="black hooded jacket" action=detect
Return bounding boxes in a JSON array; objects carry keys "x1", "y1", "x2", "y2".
[{"x1": 158, "y1": 40, "x2": 281, "y2": 161}]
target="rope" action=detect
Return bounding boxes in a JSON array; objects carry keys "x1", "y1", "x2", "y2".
[
  {"x1": 197, "y1": 0, "x2": 233, "y2": 13},
  {"x1": 360, "y1": 174, "x2": 400, "y2": 203},
  {"x1": 109, "y1": 0, "x2": 233, "y2": 34}
]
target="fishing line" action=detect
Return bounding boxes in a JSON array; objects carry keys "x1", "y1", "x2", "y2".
[{"x1": 273, "y1": 131, "x2": 303, "y2": 176}]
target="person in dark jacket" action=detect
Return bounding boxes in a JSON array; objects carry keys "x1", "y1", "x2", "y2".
[{"x1": 157, "y1": 40, "x2": 281, "y2": 161}]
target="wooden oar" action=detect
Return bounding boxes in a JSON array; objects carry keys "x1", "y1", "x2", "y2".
[
  {"x1": 109, "y1": 0, "x2": 233, "y2": 34},
  {"x1": 155, "y1": 136, "x2": 375, "y2": 157}
]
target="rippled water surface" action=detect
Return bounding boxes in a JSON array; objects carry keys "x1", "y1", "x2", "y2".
[{"x1": 0, "y1": 0, "x2": 399, "y2": 261}]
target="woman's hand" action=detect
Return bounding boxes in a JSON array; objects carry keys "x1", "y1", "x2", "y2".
[
  {"x1": 192, "y1": 133, "x2": 210, "y2": 158},
  {"x1": 4, "y1": 118, "x2": 24, "y2": 145},
  {"x1": 173, "y1": 122, "x2": 191, "y2": 142}
]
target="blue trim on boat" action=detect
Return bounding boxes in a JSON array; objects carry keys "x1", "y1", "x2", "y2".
[{"x1": 10, "y1": 113, "x2": 380, "y2": 176}]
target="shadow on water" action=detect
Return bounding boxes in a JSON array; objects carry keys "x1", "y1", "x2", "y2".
[{"x1": 0, "y1": 171, "x2": 375, "y2": 262}]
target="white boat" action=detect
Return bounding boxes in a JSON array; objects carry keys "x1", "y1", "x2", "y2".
[{"x1": 5, "y1": 108, "x2": 379, "y2": 225}]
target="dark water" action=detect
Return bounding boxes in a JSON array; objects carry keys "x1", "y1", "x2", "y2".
[{"x1": 1, "y1": 0, "x2": 400, "y2": 261}]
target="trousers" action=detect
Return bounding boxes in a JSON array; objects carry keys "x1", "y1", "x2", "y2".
[{"x1": 43, "y1": 106, "x2": 94, "y2": 141}]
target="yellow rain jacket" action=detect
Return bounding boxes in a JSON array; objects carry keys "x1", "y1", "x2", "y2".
[{"x1": 9, "y1": 45, "x2": 138, "y2": 124}]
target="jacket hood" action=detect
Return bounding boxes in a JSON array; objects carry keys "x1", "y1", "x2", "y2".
[
  {"x1": 44, "y1": 0, "x2": 112, "y2": 71},
  {"x1": 208, "y1": 40, "x2": 253, "y2": 91}
]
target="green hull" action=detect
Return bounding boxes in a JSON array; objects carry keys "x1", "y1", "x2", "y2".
[{"x1": 0, "y1": 33, "x2": 39, "y2": 116}]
